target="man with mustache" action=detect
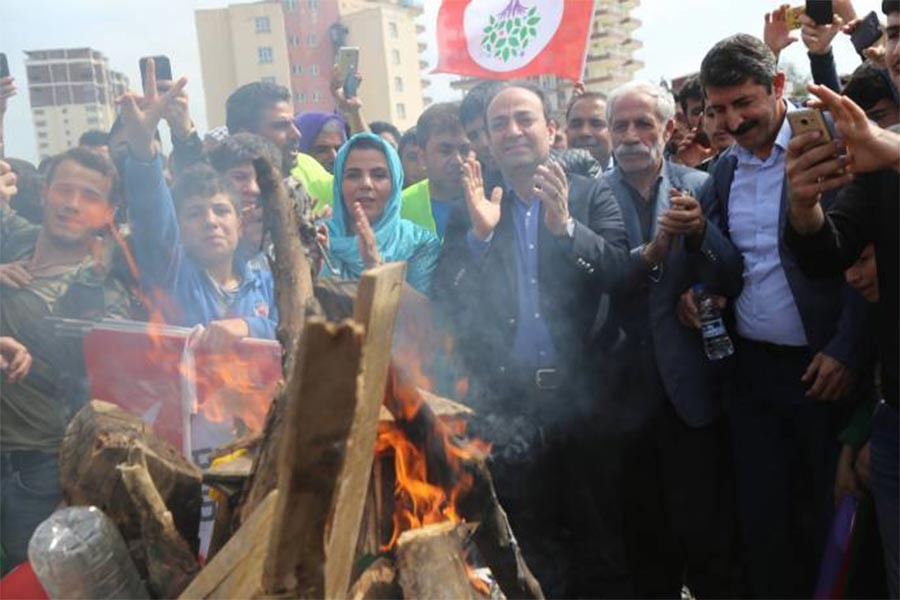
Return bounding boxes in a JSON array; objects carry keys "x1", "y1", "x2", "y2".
[
  {"x1": 0, "y1": 147, "x2": 131, "y2": 569},
  {"x1": 433, "y1": 82, "x2": 627, "y2": 596},
  {"x1": 597, "y1": 81, "x2": 742, "y2": 597},
  {"x1": 699, "y1": 33, "x2": 868, "y2": 597}
]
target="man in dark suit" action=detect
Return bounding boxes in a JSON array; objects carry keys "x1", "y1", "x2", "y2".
[
  {"x1": 698, "y1": 34, "x2": 868, "y2": 597},
  {"x1": 598, "y1": 80, "x2": 742, "y2": 598},
  {"x1": 433, "y1": 82, "x2": 627, "y2": 597}
]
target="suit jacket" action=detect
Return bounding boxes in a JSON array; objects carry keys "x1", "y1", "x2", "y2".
[
  {"x1": 433, "y1": 172, "x2": 628, "y2": 401},
  {"x1": 706, "y1": 151, "x2": 867, "y2": 368},
  {"x1": 601, "y1": 161, "x2": 744, "y2": 428}
]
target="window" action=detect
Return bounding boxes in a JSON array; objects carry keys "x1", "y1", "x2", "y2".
[
  {"x1": 394, "y1": 77, "x2": 403, "y2": 92},
  {"x1": 307, "y1": 32, "x2": 318, "y2": 47},
  {"x1": 258, "y1": 47, "x2": 273, "y2": 63},
  {"x1": 284, "y1": 0, "x2": 297, "y2": 10},
  {"x1": 391, "y1": 49, "x2": 401, "y2": 65},
  {"x1": 261, "y1": 76, "x2": 277, "y2": 84},
  {"x1": 312, "y1": 91, "x2": 321, "y2": 103},
  {"x1": 37, "y1": 132, "x2": 48, "y2": 139},
  {"x1": 292, "y1": 65, "x2": 303, "y2": 75},
  {"x1": 35, "y1": 120, "x2": 46, "y2": 127},
  {"x1": 255, "y1": 17, "x2": 271, "y2": 33},
  {"x1": 310, "y1": 64, "x2": 320, "y2": 76},
  {"x1": 396, "y1": 103, "x2": 406, "y2": 119},
  {"x1": 307, "y1": 0, "x2": 319, "y2": 8},
  {"x1": 289, "y1": 34, "x2": 300, "y2": 46},
  {"x1": 389, "y1": 22, "x2": 398, "y2": 38},
  {"x1": 298, "y1": 92, "x2": 307, "y2": 102},
  {"x1": 33, "y1": 109, "x2": 45, "y2": 115}
]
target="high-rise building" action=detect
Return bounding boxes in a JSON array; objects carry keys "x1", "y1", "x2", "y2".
[
  {"x1": 195, "y1": 1, "x2": 293, "y2": 129},
  {"x1": 24, "y1": 48, "x2": 129, "y2": 161},
  {"x1": 339, "y1": 0, "x2": 429, "y2": 130},
  {"x1": 195, "y1": 0, "x2": 429, "y2": 131},
  {"x1": 451, "y1": 0, "x2": 643, "y2": 118}
]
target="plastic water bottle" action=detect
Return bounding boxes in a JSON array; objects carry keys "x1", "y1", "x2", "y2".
[
  {"x1": 28, "y1": 506, "x2": 149, "y2": 600},
  {"x1": 694, "y1": 284, "x2": 734, "y2": 360}
]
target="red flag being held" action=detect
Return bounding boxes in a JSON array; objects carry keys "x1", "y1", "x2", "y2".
[{"x1": 434, "y1": 0, "x2": 595, "y2": 82}]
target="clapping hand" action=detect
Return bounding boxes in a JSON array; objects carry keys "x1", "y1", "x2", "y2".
[
  {"x1": 659, "y1": 188, "x2": 706, "y2": 240},
  {"x1": 462, "y1": 157, "x2": 502, "y2": 241},
  {"x1": 116, "y1": 57, "x2": 187, "y2": 161},
  {"x1": 353, "y1": 202, "x2": 382, "y2": 269},
  {"x1": 534, "y1": 160, "x2": 570, "y2": 236}
]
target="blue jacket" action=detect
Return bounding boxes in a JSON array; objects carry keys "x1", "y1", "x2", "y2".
[
  {"x1": 704, "y1": 151, "x2": 867, "y2": 368},
  {"x1": 124, "y1": 155, "x2": 278, "y2": 339},
  {"x1": 602, "y1": 161, "x2": 743, "y2": 427}
]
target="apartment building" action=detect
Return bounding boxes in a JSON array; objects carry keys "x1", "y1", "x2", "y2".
[
  {"x1": 24, "y1": 48, "x2": 129, "y2": 161},
  {"x1": 195, "y1": 0, "x2": 429, "y2": 131}
]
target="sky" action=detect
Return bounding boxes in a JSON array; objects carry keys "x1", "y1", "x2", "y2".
[{"x1": 1, "y1": 0, "x2": 887, "y2": 164}]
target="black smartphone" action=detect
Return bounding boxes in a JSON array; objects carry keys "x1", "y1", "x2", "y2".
[
  {"x1": 851, "y1": 11, "x2": 883, "y2": 55},
  {"x1": 0, "y1": 53, "x2": 9, "y2": 79},
  {"x1": 335, "y1": 47, "x2": 359, "y2": 99},
  {"x1": 139, "y1": 55, "x2": 173, "y2": 90},
  {"x1": 805, "y1": 0, "x2": 834, "y2": 25}
]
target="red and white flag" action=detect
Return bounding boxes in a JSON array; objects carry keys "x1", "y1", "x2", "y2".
[{"x1": 434, "y1": 0, "x2": 596, "y2": 82}]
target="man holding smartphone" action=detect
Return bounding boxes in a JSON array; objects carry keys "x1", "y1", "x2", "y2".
[{"x1": 698, "y1": 33, "x2": 867, "y2": 597}]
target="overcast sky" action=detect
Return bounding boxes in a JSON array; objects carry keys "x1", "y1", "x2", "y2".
[{"x1": 1, "y1": 0, "x2": 886, "y2": 163}]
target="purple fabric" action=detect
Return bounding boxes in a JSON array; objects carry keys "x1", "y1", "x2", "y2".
[
  {"x1": 294, "y1": 112, "x2": 347, "y2": 153},
  {"x1": 814, "y1": 494, "x2": 857, "y2": 599}
]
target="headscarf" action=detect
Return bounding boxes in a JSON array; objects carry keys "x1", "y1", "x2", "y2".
[
  {"x1": 326, "y1": 132, "x2": 408, "y2": 279},
  {"x1": 295, "y1": 112, "x2": 348, "y2": 154}
]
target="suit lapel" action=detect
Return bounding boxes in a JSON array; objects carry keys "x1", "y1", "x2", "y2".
[{"x1": 608, "y1": 169, "x2": 643, "y2": 247}]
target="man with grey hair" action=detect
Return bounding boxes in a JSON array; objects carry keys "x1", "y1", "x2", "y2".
[{"x1": 597, "y1": 79, "x2": 742, "y2": 597}]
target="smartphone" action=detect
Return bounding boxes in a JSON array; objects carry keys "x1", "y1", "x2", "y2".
[
  {"x1": 335, "y1": 46, "x2": 359, "y2": 99},
  {"x1": 805, "y1": 0, "x2": 833, "y2": 25},
  {"x1": 0, "y1": 53, "x2": 9, "y2": 79},
  {"x1": 785, "y1": 6, "x2": 805, "y2": 30},
  {"x1": 851, "y1": 11, "x2": 883, "y2": 55},
  {"x1": 139, "y1": 55, "x2": 173, "y2": 91},
  {"x1": 787, "y1": 109, "x2": 833, "y2": 146}
]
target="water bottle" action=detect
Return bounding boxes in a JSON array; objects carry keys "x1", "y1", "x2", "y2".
[
  {"x1": 694, "y1": 283, "x2": 734, "y2": 360},
  {"x1": 28, "y1": 506, "x2": 149, "y2": 600}
]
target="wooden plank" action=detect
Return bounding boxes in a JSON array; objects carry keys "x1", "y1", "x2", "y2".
[
  {"x1": 264, "y1": 262, "x2": 406, "y2": 598},
  {"x1": 177, "y1": 490, "x2": 278, "y2": 599}
]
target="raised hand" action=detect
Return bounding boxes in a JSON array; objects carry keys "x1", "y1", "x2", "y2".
[
  {"x1": 353, "y1": 202, "x2": 382, "y2": 269},
  {"x1": 799, "y1": 13, "x2": 845, "y2": 55},
  {"x1": 806, "y1": 83, "x2": 900, "y2": 174},
  {"x1": 116, "y1": 57, "x2": 187, "y2": 161},
  {"x1": 0, "y1": 159, "x2": 17, "y2": 204},
  {"x1": 160, "y1": 79, "x2": 193, "y2": 139},
  {"x1": 462, "y1": 157, "x2": 502, "y2": 241},
  {"x1": 0, "y1": 76, "x2": 16, "y2": 117},
  {"x1": 764, "y1": 4, "x2": 799, "y2": 58},
  {"x1": 534, "y1": 160, "x2": 570, "y2": 236},
  {"x1": 330, "y1": 64, "x2": 363, "y2": 115}
]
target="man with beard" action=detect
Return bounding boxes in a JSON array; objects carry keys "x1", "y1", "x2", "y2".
[
  {"x1": 225, "y1": 82, "x2": 301, "y2": 175},
  {"x1": 673, "y1": 75, "x2": 716, "y2": 168},
  {"x1": 597, "y1": 81, "x2": 741, "y2": 597},
  {"x1": 565, "y1": 92, "x2": 612, "y2": 170},
  {"x1": 698, "y1": 33, "x2": 868, "y2": 597}
]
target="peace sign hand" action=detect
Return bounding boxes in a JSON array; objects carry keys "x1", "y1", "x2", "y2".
[{"x1": 116, "y1": 57, "x2": 187, "y2": 161}]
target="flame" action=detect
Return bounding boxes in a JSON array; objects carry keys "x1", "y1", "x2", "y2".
[
  {"x1": 464, "y1": 550, "x2": 492, "y2": 597},
  {"x1": 107, "y1": 228, "x2": 278, "y2": 435},
  {"x1": 376, "y1": 368, "x2": 490, "y2": 553}
]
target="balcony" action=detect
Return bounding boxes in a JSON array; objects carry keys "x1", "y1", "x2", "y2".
[
  {"x1": 619, "y1": 17, "x2": 641, "y2": 33},
  {"x1": 622, "y1": 37, "x2": 643, "y2": 51}
]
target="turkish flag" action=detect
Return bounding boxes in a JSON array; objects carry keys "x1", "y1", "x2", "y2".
[{"x1": 434, "y1": 0, "x2": 595, "y2": 82}]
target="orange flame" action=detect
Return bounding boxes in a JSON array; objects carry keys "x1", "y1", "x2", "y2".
[
  {"x1": 376, "y1": 368, "x2": 490, "y2": 553},
  {"x1": 108, "y1": 227, "x2": 278, "y2": 435}
]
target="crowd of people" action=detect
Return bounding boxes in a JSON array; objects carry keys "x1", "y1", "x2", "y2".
[{"x1": 1, "y1": 1, "x2": 898, "y2": 597}]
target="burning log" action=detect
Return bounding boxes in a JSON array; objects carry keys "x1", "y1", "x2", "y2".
[
  {"x1": 118, "y1": 446, "x2": 200, "y2": 598},
  {"x1": 395, "y1": 521, "x2": 480, "y2": 600},
  {"x1": 264, "y1": 262, "x2": 406, "y2": 598},
  {"x1": 60, "y1": 400, "x2": 202, "y2": 577}
]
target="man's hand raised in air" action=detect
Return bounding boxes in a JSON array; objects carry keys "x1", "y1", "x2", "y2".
[
  {"x1": 116, "y1": 57, "x2": 187, "y2": 162},
  {"x1": 462, "y1": 157, "x2": 502, "y2": 242}
]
